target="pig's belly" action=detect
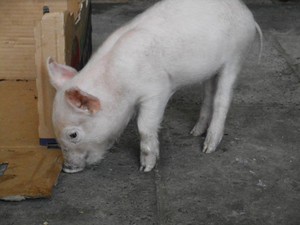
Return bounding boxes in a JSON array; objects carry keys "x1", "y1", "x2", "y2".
[
  {"x1": 166, "y1": 55, "x2": 224, "y2": 88},
  {"x1": 158, "y1": 39, "x2": 226, "y2": 88}
]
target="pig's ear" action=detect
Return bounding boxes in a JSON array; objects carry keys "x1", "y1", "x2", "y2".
[
  {"x1": 65, "y1": 88, "x2": 101, "y2": 115},
  {"x1": 46, "y1": 57, "x2": 78, "y2": 90}
]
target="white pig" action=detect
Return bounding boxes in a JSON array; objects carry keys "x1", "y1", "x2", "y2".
[{"x1": 47, "y1": 0, "x2": 262, "y2": 173}]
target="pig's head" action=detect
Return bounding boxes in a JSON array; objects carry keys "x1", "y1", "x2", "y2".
[{"x1": 46, "y1": 57, "x2": 119, "y2": 173}]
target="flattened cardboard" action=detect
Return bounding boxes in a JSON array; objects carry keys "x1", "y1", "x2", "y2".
[
  {"x1": 0, "y1": 148, "x2": 63, "y2": 201},
  {"x1": 0, "y1": 80, "x2": 63, "y2": 201}
]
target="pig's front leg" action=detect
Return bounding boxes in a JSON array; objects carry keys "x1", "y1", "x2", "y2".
[{"x1": 137, "y1": 93, "x2": 170, "y2": 172}]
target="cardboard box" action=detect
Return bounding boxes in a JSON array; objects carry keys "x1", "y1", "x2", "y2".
[
  {"x1": 35, "y1": 0, "x2": 92, "y2": 145},
  {"x1": 0, "y1": 0, "x2": 92, "y2": 144},
  {"x1": 0, "y1": 0, "x2": 91, "y2": 201},
  {"x1": 0, "y1": 0, "x2": 83, "y2": 80}
]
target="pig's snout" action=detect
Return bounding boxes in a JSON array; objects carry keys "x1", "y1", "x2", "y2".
[
  {"x1": 60, "y1": 147, "x2": 87, "y2": 173},
  {"x1": 62, "y1": 157, "x2": 86, "y2": 173},
  {"x1": 63, "y1": 163, "x2": 85, "y2": 173}
]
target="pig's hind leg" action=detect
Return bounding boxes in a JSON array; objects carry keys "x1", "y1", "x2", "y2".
[
  {"x1": 202, "y1": 62, "x2": 240, "y2": 153},
  {"x1": 190, "y1": 77, "x2": 217, "y2": 137},
  {"x1": 137, "y1": 92, "x2": 171, "y2": 172}
]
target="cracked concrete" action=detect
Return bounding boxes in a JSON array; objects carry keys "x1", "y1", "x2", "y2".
[{"x1": 0, "y1": 0, "x2": 299, "y2": 224}]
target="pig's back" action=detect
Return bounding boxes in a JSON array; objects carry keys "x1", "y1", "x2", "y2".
[
  {"x1": 125, "y1": 0, "x2": 257, "y2": 86},
  {"x1": 88, "y1": 0, "x2": 257, "y2": 91},
  {"x1": 132, "y1": 0, "x2": 255, "y2": 39}
]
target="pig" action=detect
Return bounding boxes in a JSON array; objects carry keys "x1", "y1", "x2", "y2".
[{"x1": 47, "y1": 0, "x2": 262, "y2": 173}]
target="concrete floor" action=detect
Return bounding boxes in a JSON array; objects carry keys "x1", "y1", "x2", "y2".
[{"x1": 1, "y1": 0, "x2": 300, "y2": 224}]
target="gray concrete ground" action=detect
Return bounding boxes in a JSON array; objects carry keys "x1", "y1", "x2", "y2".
[{"x1": 1, "y1": 0, "x2": 300, "y2": 224}]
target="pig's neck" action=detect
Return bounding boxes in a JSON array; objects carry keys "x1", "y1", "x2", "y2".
[
  {"x1": 86, "y1": 61, "x2": 137, "y2": 138},
  {"x1": 110, "y1": 86, "x2": 136, "y2": 128},
  {"x1": 102, "y1": 72, "x2": 138, "y2": 143},
  {"x1": 76, "y1": 51, "x2": 141, "y2": 141}
]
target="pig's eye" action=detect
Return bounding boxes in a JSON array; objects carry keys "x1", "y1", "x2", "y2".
[
  {"x1": 64, "y1": 127, "x2": 82, "y2": 144},
  {"x1": 67, "y1": 131, "x2": 80, "y2": 143},
  {"x1": 69, "y1": 132, "x2": 77, "y2": 139}
]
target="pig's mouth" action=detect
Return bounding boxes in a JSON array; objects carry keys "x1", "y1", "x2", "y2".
[
  {"x1": 60, "y1": 149, "x2": 88, "y2": 174},
  {"x1": 61, "y1": 148, "x2": 105, "y2": 173},
  {"x1": 62, "y1": 163, "x2": 85, "y2": 174}
]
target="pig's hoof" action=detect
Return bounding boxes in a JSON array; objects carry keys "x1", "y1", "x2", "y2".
[
  {"x1": 139, "y1": 165, "x2": 155, "y2": 172},
  {"x1": 140, "y1": 152, "x2": 157, "y2": 172},
  {"x1": 202, "y1": 133, "x2": 219, "y2": 153},
  {"x1": 190, "y1": 123, "x2": 207, "y2": 137},
  {"x1": 202, "y1": 143, "x2": 216, "y2": 154}
]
